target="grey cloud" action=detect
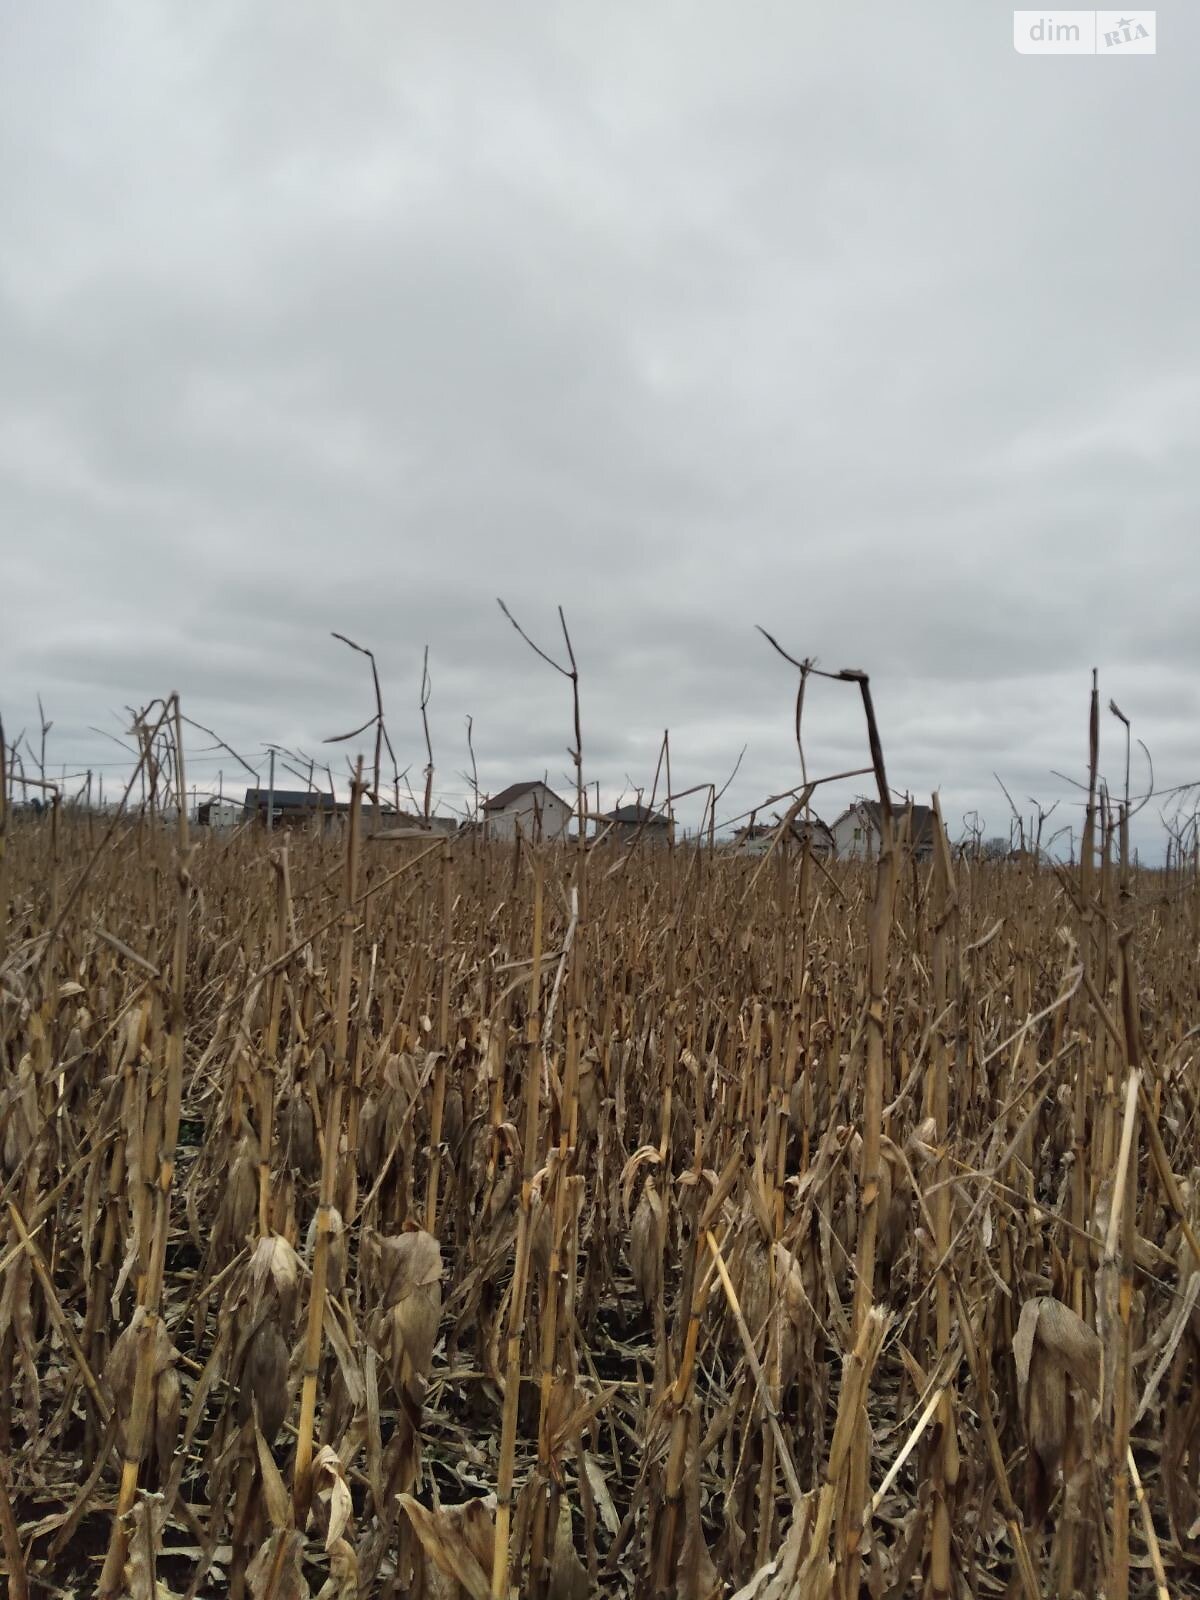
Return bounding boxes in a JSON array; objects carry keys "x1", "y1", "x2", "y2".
[{"x1": 3, "y1": 2, "x2": 1198, "y2": 856}]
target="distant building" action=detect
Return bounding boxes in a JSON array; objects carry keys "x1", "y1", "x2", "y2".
[
  {"x1": 10, "y1": 799, "x2": 48, "y2": 823},
  {"x1": 1003, "y1": 845, "x2": 1049, "y2": 867},
  {"x1": 733, "y1": 816, "x2": 833, "y2": 859},
  {"x1": 481, "y1": 782, "x2": 571, "y2": 843},
  {"x1": 242, "y1": 787, "x2": 397, "y2": 834},
  {"x1": 603, "y1": 803, "x2": 672, "y2": 847},
  {"x1": 371, "y1": 811, "x2": 460, "y2": 840},
  {"x1": 244, "y1": 787, "x2": 332, "y2": 829},
  {"x1": 793, "y1": 817, "x2": 835, "y2": 859},
  {"x1": 831, "y1": 800, "x2": 936, "y2": 862},
  {"x1": 196, "y1": 798, "x2": 242, "y2": 829},
  {"x1": 732, "y1": 822, "x2": 773, "y2": 849}
]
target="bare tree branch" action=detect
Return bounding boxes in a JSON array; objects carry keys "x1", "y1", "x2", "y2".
[
  {"x1": 180, "y1": 714, "x2": 261, "y2": 782},
  {"x1": 497, "y1": 598, "x2": 571, "y2": 677},
  {"x1": 419, "y1": 646, "x2": 434, "y2": 822},
  {"x1": 328, "y1": 631, "x2": 387, "y2": 816}
]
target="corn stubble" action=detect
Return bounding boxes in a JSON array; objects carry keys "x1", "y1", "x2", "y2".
[{"x1": 2, "y1": 709, "x2": 1200, "y2": 1598}]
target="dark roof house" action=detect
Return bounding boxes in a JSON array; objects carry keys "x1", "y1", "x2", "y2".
[
  {"x1": 243, "y1": 788, "x2": 396, "y2": 831},
  {"x1": 244, "y1": 788, "x2": 327, "y2": 817},
  {"x1": 604, "y1": 803, "x2": 672, "y2": 846}
]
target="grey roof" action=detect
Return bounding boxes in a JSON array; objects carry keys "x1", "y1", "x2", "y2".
[
  {"x1": 483, "y1": 781, "x2": 565, "y2": 813},
  {"x1": 243, "y1": 788, "x2": 394, "y2": 814},
  {"x1": 244, "y1": 787, "x2": 331, "y2": 811},
  {"x1": 606, "y1": 803, "x2": 669, "y2": 826}
]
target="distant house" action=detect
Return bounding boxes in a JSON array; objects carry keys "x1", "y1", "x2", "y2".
[
  {"x1": 399, "y1": 811, "x2": 459, "y2": 836},
  {"x1": 604, "y1": 803, "x2": 672, "y2": 847},
  {"x1": 482, "y1": 782, "x2": 571, "y2": 843},
  {"x1": 793, "y1": 817, "x2": 835, "y2": 859},
  {"x1": 244, "y1": 788, "x2": 333, "y2": 829},
  {"x1": 831, "y1": 800, "x2": 936, "y2": 862},
  {"x1": 733, "y1": 816, "x2": 833, "y2": 859},
  {"x1": 371, "y1": 811, "x2": 459, "y2": 840},
  {"x1": 731, "y1": 822, "x2": 773, "y2": 850},
  {"x1": 242, "y1": 788, "x2": 396, "y2": 834},
  {"x1": 196, "y1": 798, "x2": 242, "y2": 829},
  {"x1": 1003, "y1": 845, "x2": 1049, "y2": 867}
]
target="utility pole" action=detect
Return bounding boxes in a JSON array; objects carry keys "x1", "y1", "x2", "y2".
[{"x1": 267, "y1": 748, "x2": 275, "y2": 833}]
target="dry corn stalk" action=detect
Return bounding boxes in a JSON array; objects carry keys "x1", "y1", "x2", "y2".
[{"x1": 0, "y1": 669, "x2": 1194, "y2": 1600}]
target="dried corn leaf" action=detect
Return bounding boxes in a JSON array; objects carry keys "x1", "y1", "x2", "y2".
[
  {"x1": 398, "y1": 1492, "x2": 496, "y2": 1600},
  {"x1": 248, "y1": 1530, "x2": 309, "y2": 1600}
]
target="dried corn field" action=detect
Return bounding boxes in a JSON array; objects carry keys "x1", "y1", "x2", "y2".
[{"x1": 2, "y1": 726, "x2": 1200, "y2": 1597}]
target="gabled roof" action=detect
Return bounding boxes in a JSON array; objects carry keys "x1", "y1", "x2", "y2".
[
  {"x1": 606, "y1": 803, "x2": 669, "y2": 826},
  {"x1": 483, "y1": 781, "x2": 566, "y2": 813}
]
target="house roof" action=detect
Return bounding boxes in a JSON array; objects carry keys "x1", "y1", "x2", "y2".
[
  {"x1": 243, "y1": 788, "x2": 395, "y2": 814},
  {"x1": 606, "y1": 803, "x2": 669, "y2": 826},
  {"x1": 244, "y1": 788, "x2": 330, "y2": 811},
  {"x1": 483, "y1": 781, "x2": 565, "y2": 813}
]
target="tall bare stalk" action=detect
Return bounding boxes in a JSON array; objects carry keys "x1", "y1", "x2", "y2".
[
  {"x1": 425, "y1": 837, "x2": 454, "y2": 1233},
  {"x1": 925, "y1": 796, "x2": 958, "y2": 1599},
  {"x1": 492, "y1": 856, "x2": 544, "y2": 1598},
  {"x1": 98, "y1": 695, "x2": 191, "y2": 1595},
  {"x1": 293, "y1": 759, "x2": 362, "y2": 1515}
]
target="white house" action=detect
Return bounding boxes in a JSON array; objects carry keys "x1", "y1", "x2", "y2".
[
  {"x1": 831, "y1": 800, "x2": 936, "y2": 862},
  {"x1": 482, "y1": 781, "x2": 572, "y2": 843}
]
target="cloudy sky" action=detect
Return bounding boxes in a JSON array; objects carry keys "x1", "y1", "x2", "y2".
[{"x1": 2, "y1": 3, "x2": 1197, "y2": 851}]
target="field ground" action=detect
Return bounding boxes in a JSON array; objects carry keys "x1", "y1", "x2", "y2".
[{"x1": 1, "y1": 797, "x2": 1198, "y2": 1599}]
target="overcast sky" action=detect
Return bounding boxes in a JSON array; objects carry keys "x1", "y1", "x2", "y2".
[{"x1": 3, "y1": 3, "x2": 1197, "y2": 851}]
